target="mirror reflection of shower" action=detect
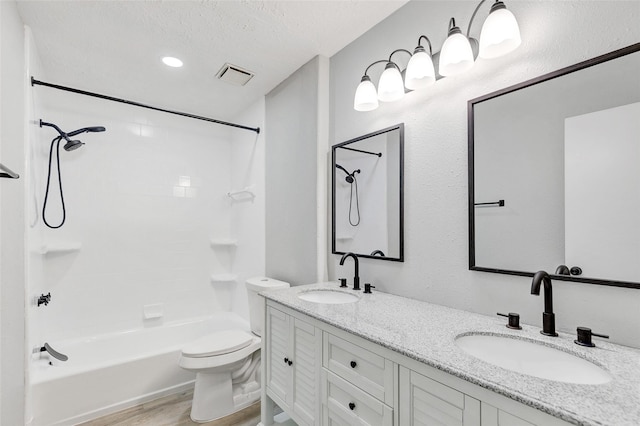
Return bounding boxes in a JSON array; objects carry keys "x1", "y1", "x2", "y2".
[
  {"x1": 39, "y1": 120, "x2": 106, "y2": 229},
  {"x1": 335, "y1": 163, "x2": 361, "y2": 226}
]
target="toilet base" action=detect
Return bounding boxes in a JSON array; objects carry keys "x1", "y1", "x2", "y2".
[{"x1": 188, "y1": 355, "x2": 261, "y2": 423}]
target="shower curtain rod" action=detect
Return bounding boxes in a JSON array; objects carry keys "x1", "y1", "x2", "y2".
[{"x1": 31, "y1": 77, "x2": 260, "y2": 134}]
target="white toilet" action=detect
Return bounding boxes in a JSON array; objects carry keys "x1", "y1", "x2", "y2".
[{"x1": 179, "y1": 276, "x2": 290, "y2": 423}]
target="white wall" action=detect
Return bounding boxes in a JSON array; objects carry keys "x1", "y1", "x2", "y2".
[
  {"x1": 565, "y1": 103, "x2": 640, "y2": 282},
  {"x1": 0, "y1": 1, "x2": 27, "y2": 424},
  {"x1": 266, "y1": 56, "x2": 328, "y2": 286},
  {"x1": 229, "y1": 96, "x2": 267, "y2": 320},
  {"x1": 28, "y1": 85, "x2": 265, "y2": 343},
  {"x1": 329, "y1": 1, "x2": 640, "y2": 347}
]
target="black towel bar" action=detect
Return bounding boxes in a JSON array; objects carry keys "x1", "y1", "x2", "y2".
[{"x1": 474, "y1": 199, "x2": 505, "y2": 207}]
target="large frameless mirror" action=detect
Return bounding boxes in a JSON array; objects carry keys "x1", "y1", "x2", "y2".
[
  {"x1": 332, "y1": 124, "x2": 404, "y2": 262},
  {"x1": 469, "y1": 43, "x2": 640, "y2": 289}
]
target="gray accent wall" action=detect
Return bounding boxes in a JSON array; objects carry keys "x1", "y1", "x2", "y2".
[
  {"x1": 265, "y1": 57, "x2": 320, "y2": 286},
  {"x1": 329, "y1": 1, "x2": 640, "y2": 348}
]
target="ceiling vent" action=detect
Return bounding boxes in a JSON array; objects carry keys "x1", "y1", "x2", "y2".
[{"x1": 216, "y1": 63, "x2": 254, "y2": 86}]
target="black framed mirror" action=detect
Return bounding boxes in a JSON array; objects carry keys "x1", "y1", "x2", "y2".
[
  {"x1": 468, "y1": 43, "x2": 640, "y2": 289},
  {"x1": 332, "y1": 123, "x2": 404, "y2": 262}
]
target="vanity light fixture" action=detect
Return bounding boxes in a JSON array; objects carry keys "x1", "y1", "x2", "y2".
[
  {"x1": 353, "y1": 0, "x2": 521, "y2": 111},
  {"x1": 378, "y1": 49, "x2": 411, "y2": 101},
  {"x1": 439, "y1": 18, "x2": 475, "y2": 76},
  {"x1": 478, "y1": 0, "x2": 521, "y2": 58},
  {"x1": 405, "y1": 36, "x2": 436, "y2": 90}
]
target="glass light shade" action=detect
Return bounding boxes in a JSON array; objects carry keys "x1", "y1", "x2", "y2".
[
  {"x1": 353, "y1": 76, "x2": 379, "y2": 111},
  {"x1": 439, "y1": 32, "x2": 474, "y2": 76},
  {"x1": 377, "y1": 63, "x2": 404, "y2": 102},
  {"x1": 405, "y1": 48, "x2": 436, "y2": 90},
  {"x1": 479, "y1": 7, "x2": 521, "y2": 58}
]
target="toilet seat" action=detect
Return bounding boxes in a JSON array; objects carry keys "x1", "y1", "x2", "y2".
[
  {"x1": 179, "y1": 330, "x2": 261, "y2": 372},
  {"x1": 182, "y1": 330, "x2": 254, "y2": 358}
]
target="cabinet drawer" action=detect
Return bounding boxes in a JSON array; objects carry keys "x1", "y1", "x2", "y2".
[
  {"x1": 323, "y1": 369, "x2": 393, "y2": 426},
  {"x1": 323, "y1": 332, "x2": 394, "y2": 403}
]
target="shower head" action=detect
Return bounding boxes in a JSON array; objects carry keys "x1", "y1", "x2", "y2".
[
  {"x1": 40, "y1": 119, "x2": 106, "y2": 150},
  {"x1": 66, "y1": 126, "x2": 106, "y2": 137},
  {"x1": 336, "y1": 163, "x2": 360, "y2": 183},
  {"x1": 63, "y1": 139, "x2": 85, "y2": 151}
]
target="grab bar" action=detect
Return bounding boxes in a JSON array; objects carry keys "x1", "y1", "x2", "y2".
[
  {"x1": 40, "y1": 343, "x2": 68, "y2": 362},
  {"x1": 0, "y1": 162, "x2": 19, "y2": 179}
]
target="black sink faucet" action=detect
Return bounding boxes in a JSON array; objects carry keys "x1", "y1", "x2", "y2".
[
  {"x1": 531, "y1": 270, "x2": 558, "y2": 336},
  {"x1": 339, "y1": 252, "x2": 360, "y2": 290}
]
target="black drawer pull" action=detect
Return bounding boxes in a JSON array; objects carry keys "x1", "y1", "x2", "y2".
[
  {"x1": 348, "y1": 402, "x2": 356, "y2": 410},
  {"x1": 284, "y1": 357, "x2": 288, "y2": 364},
  {"x1": 350, "y1": 360, "x2": 357, "y2": 368},
  {"x1": 288, "y1": 359, "x2": 293, "y2": 366}
]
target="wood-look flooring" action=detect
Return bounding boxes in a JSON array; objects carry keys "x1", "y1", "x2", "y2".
[{"x1": 79, "y1": 390, "x2": 261, "y2": 426}]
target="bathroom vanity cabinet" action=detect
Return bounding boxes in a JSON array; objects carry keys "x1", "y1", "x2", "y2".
[{"x1": 263, "y1": 299, "x2": 571, "y2": 426}]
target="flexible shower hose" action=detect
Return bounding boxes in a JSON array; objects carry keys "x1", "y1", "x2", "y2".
[{"x1": 42, "y1": 136, "x2": 67, "y2": 229}]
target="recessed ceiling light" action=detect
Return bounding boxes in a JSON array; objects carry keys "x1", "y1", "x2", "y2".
[{"x1": 162, "y1": 57, "x2": 183, "y2": 68}]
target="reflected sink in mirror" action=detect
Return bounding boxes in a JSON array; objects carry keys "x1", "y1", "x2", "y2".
[
  {"x1": 456, "y1": 334, "x2": 612, "y2": 385},
  {"x1": 297, "y1": 290, "x2": 359, "y2": 304}
]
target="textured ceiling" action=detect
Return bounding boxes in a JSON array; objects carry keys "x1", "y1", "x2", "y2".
[{"x1": 17, "y1": 0, "x2": 407, "y2": 122}]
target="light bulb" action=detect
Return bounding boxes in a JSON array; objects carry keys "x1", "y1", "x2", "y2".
[
  {"x1": 479, "y1": 2, "x2": 521, "y2": 59},
  {"x1": 439, "y1": 21, "x2": 474, "y2": 76},
  {"x1": 377, "y1": 62, "x2": 404, "y2": 102},
  {"x1": 162, "y1": 56, "x2": 183, "y2": 68},
  {"x1": 405, "y1": 46, "x2": 436, "y2": 90},
  {"x1": 353, "y1": 75, "x2": 379, "y2": 111}
]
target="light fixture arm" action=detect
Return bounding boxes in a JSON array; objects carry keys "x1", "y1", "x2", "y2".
[
  {"x1": 417, "y1": 35, "x2": 433, "y2": 55},
  {"x1": 388, "y1": 48, "x2": 412, "y2": 63},
  {"x1": 364, "y1": 59, "x2": 389, "y2": 76},
  {"x1": 466, "y1": 0, "x2": 491, "y2": 37}
]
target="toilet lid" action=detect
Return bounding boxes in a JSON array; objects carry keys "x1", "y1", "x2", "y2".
[{"x1": 182, "y1": 330, "x2": 254, "y2": 358}]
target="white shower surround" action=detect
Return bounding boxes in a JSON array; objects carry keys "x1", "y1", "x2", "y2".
[
  {"x1": 26, "y1": 35, "x2": 267, "y2": 422},
  {"x1": 30, "y1": 313, "x2": 250, "y2": 425}
]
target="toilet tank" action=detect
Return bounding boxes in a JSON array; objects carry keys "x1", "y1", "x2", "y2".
[{"x1": 246, "y1": 277, "x2": 290, "y2": 336}]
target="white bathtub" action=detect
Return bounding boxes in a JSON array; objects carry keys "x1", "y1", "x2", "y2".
[{"x1": 29, "y1": 313, "x2": 252, "y2": 426}]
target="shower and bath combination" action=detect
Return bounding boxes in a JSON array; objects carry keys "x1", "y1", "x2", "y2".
[
  {"x1": 336, "y1": 163, "x2": 361, "y2": 226},
  {"x1": 39, "y1": 120, "x2": 106, "y2": 228}
]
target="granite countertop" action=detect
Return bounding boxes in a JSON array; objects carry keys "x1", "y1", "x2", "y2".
[{"x1": 262, "y1": 282, "x2": 640, "y2": 426}]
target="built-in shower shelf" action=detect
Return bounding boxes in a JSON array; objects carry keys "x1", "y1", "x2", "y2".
[
  {"x1": 210, "y1": 238, "x2": 238, "y2": 248},
  {"x1": 210, "y1": 273, "x2": 238, "y2": 283},
  {"x1": 38, "y1": 242, "x2": 82, "y2": 255}
]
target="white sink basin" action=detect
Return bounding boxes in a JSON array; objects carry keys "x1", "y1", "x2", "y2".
[
  {"x1": 455, "y1": 334, "x2": 612, "y2": 385},
  {"x1": 298, "y1": 290, "x2": 359, "y2": 304}
]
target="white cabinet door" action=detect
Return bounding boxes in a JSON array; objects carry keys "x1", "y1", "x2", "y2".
[
  {"x1": 481, "y1": 404, "x2": 535, "y2": 426},
  {"x1": 400, "y1": 367, "x2": 480, "y2": 426},
  {"x1": 292, "y1": 317, "x2": 320, "y2": 425},
  {"x1": 480, "y1": 401, "x2": 571, "y2": 426},
  {"x1": 266, "y1": 306, "x2": 291, "y2": 404},
  {"x1": 266, "y1": 305, "x2": 321, "y2": 425}
]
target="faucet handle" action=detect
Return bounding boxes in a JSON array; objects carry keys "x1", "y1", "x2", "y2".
[
  {"x1": 575, "y1": 327, "x2": 609, "y2": 347},
  {"x1": 364, "y1": 283, "x2": 375, "y2": 294},
  {"x1": 497, "y1": 312, "x2": 522, "y2": 330},
  {"x1": 339, "y1": 278, "x2": 348, "y2": 288}
]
